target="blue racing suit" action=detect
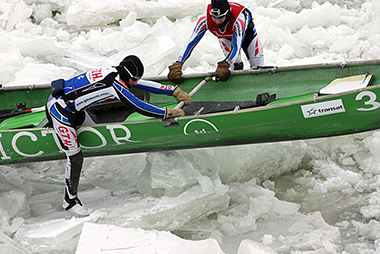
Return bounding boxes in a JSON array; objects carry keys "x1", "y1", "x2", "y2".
[{"x1": 46, "y1": 67, "x2": 176, "y2": 203}]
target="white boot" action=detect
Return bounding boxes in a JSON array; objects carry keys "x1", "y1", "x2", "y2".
[{"x1": 62, "y1": 197, "x2": 93, "y2": 216}]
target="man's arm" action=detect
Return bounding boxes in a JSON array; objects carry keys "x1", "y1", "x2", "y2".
[
  {"x1": 134, "y1": 79, "x2": 175, "y2": 95},
  {"x1": 113, "y1": 80, "x2": 186, "y2": 119},
  {"x1": 134, "y1": 79, "x2": 191, "y2": 105},
  {"x1": 113, "y1": 80, "x2": 166, "y2": 118},
  {"x1": 177, "y1": 12, "x2": 208, "y2": 64},
  {"x1": 167, "y1": 13, "x2": 208, "y2": 84}
]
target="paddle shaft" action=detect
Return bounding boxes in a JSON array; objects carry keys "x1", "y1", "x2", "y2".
[
  {"x1": 174, "y1": 76, "x2": 212, "y2": 109},
  {"x1": 0, "y1": 106, "x2": 45, "y2": 119}
]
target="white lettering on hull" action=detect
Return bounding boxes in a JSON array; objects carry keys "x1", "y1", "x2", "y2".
[
  {"x1": 0, "y1": 124, "x2": 141, "y2": 162},
  {"x1": 106, "y1": 125, "x2": 140, "y2": 144},
  {"x1": 12, "y1": 132, "x2": 44, "y2": 157},
  {"x1": 0, "y1": 134, "x2": 11, "y2": 160}
]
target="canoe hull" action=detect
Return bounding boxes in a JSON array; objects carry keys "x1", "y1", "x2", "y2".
[{"x1": 1, "y1": 82, "x2": 380, "y2": 165}]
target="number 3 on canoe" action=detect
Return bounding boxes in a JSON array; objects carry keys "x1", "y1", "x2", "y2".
[{"x1": 356, "y1": 91, "x2": 380, "y2": 111}]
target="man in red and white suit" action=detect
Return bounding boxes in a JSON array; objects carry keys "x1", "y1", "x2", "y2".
[{"x1": 168, "y1": 0, "x2": 265, "y2": 83}]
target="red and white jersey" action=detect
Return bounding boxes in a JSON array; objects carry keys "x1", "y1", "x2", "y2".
[
  {"x1": 177, "y1": 2, "x2": 260, "y2": 66},
  {"x1": 206, "y1": 2, "x2": 245, "y2": 39}
]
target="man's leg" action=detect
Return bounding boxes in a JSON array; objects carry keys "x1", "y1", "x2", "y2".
[
  {"x1": 244, "y1": 35, "x2": 265, "y2": 68},
  {"x1": 218, "y1": 38, "x2": 244, "y2": 70},
  {"x1": 64, "y1": 150, "x2": 84, "y2": 210},
  {"x1": 47, "y1": 99, "x2": 92, "y2": 215}
]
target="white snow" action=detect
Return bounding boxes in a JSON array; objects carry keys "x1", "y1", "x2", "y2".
[{"x1": 1, "y1": 0, "x2": 380, "y2": 253}]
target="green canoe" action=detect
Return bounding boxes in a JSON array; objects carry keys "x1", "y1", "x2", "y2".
[{"x1": 0, "y1": 60, "x2": 380, "y2": 165}]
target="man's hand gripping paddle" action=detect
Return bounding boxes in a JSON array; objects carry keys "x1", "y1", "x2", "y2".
[{"x1": 163, "y1": 75, "x2": 214, "y2": 127}]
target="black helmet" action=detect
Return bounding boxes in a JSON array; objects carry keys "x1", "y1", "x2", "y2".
[
  {"x1": 210, "y1": 0, "x2": 231, "y2": 28},
  {"x1": 117, "y1": 55, "x2": 144, "y2": 84}
]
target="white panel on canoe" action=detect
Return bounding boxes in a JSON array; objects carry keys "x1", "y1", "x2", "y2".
[{"x1": 320, "y1": 74, "x2": 373, "y2": 95}]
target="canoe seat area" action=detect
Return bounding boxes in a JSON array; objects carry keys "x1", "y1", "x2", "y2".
[
  {"x1": 183, "y1": 93, "x2": 277, "y2": 116},
  {"x1": 86, "y1": 92, "x2": 277, "y2": 124},
  {"x1": 79, "y1": 74, "x2": 376, "y2": 123},
  {"x1": 87, "y1": 100, "x2": 134, "y2": 123},
  {"x1": 2, "y1": 96, "x2": 279, "y2": 128}
]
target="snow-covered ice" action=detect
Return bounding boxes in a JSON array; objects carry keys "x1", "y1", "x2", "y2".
[{"x1": 1, "y1": 0, "x2": 380, "y2": 253}]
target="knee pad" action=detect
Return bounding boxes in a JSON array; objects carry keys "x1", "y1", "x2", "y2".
[{"x1": 234, "y1": 62, "x2": 244, "y2": 70}]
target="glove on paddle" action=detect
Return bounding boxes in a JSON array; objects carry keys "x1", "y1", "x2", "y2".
[
  {"x1": 168, "y1": 62, "x2": 183, "y2": 84},
  {"x1": 165, "y1": 108, "x2": 185, "y2": 119},
  {"x1": 215, "y1": 61, "x2": 231, "y2": 81},
  {"x1": 172, "y1": 86, "x2": 191, "y2": 106}
]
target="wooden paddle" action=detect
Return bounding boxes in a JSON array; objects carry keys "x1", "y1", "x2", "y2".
[
  {"x1": 164, "y1": 75, "x2": 214, "y2": 127},
  {"x1": 174, "y1": 76, "x2": 213, "y2": 109}
]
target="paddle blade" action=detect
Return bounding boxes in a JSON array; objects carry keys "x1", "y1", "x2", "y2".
[{"x1": 320, "y1": 74, "x2": 373, "y2": 95}]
